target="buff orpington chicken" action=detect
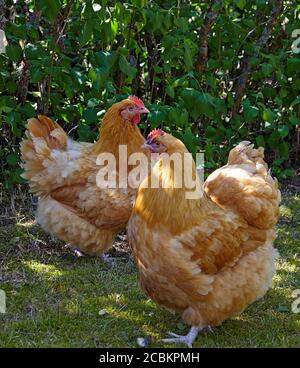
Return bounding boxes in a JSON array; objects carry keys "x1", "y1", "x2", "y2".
[
  {"x1": 20, "y1": 96, "x2": 149, "y2": 256},
  {"x1": 127, "y1": 129, "x2": 281, "y2": 347}
]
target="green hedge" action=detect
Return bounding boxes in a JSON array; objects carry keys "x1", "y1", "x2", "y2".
[{"x1": 0, "y1": 0, "x2": 300, "y2": 187}]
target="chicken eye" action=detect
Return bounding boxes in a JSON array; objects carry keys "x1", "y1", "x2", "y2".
[{"x1": 128, "y1": 106, "x2": 134, "y2": 111}]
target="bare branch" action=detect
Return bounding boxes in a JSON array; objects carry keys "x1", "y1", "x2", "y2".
[
  {"x1": 196, "y1": 0, "x2": 223, "y2": 73},
  {"x1": 38, "y1": 1, "x2": 74, "y2": 114},
  {"x1": 232, "y1": 0, "x2": 283, "y2": 116}
]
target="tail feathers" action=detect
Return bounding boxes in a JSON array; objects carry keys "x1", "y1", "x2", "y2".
[
  {"x1": 227, "y1": 141, "x2": 268, "y2": 175},
  {"x1": 27, "y1": 115, "x2": 68, "y2": 150},
  {"x1": 227, "y1": 141, "x2": 280, "y2": 201},
  {"x1": 205, "y1": 140, "x2": 281, "y2": 230},
  {"x1": 20, "y1": 115, "x2": 70, "y2": 195}
]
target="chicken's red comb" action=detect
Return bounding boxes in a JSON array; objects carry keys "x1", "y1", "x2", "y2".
[
  {"x1": 128, "y1": 95, "x2": 145, "y2": 108},
  {"x1": 147, "y1": 128, "x2": 166, "y2": 141}
]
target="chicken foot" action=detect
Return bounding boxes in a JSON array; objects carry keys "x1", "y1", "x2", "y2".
[
  {"x1": 64, "y1": 243, "x2": 85, "y2": 257},
  {"x1": 64, "y1": 243, "x2": 118, "y2": 267},
  {"x1": 161, "y1": 325, "x2": 210, "y2": 348}
]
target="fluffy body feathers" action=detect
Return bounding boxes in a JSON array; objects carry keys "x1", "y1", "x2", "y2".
[{"x1": 127, "y1": 134, "x2": 280, "y2": 331}]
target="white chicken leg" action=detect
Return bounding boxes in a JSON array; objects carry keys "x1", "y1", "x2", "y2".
[{"x1": 160, "y1": 326, "x2": 203, "y2": 348}]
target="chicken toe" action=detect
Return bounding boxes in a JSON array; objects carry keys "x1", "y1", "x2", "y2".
[
  {"x1": 73, "y1": 248, "x2": 85, "y2": 257},
  {"x1": 160, "y1": 326, "x2": 202, "y2": 348},
  {"x1": 65, "y1": 243, "x2": 85, "y2": 257}
]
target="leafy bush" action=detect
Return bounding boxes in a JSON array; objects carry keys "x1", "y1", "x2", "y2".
[{"x1": 0, "y1": 0, "x2": 300, "y2": 187}]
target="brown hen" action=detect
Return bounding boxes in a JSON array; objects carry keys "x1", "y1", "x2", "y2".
[
  {"x1": 20, "y1": 97, "x2": 149, "y2": 256},
  {"x1": 127, "y1": 130, "x2": 280, "y2": 347}
]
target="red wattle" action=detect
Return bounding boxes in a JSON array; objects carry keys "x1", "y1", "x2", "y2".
[{"x1": 132, "y1": 113, "x2": 141, "y2": 125}]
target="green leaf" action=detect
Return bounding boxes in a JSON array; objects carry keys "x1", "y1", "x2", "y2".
[
  {"x1": 153, "y1": 65, "x2": 163, "y2": 74},
  {"x1": 25, "y1": 44, "x2": 47, "y2": 60},
  {"x1": 278, "y1": 169, "x2": 295, "y2": 179},
  {"x1": 83, "y1": 107, "x2": 98, "y2": 124},
  {"x1": 37, "y1": 0, "x2": 61, "y2": 23},
  {"x1": 214, "y1": 98, "x2": 227, "y2": 114},
  {"x1": 261, "y1": 63, "x2": 273, "y2": 76},
  {"x1": 287, "y1": 58, "x2": 300, "y2": 74},
  {"x1": 262, "y1": 87, "x2": 276, "y2": 99},
  {"x1": 166, "y1": 85, "x2": 175, "y2": 98},
  {"x1": 78, "y1": 123, "x2": 98, "y2": 142},
  {"x1": 5, "y1": 111, "x2": 21, "y2": 126},
  {"x1": 278, "y1": 125, "x2": 289, "y2": 138},
  {"x1": 256, "y1": 135, "x2": 265, "y2": 147},
  {"x1": 148, "y1": 11, "x2": 166, "y2": 34},
  {"x1": 6, "y1": 153, "x2": 20, "y2": 165},
  {"x1": 30, "y1": 67, "x2": 44, "y2": 83},
  {"x1": 6, "y1": 44, "x2": 22, "y2": 61},
  {"x1": 278, "y1": 142, "x2": 289, "y2": 159},
  {"x1": 179, "y1": 128, "x2": 198, "y2": 157},
  {"x1": 183, "y1": 41, "x2": 193, "y2": 72},
  {"x1": 166, "y1": 107, "x2": 185, "y2": 127},
  {"x1": 174, "y1": 17, "x2": 189, "y2": 32},
  {"x1": 6, "y1": 23, "x2": 27, "y2": 38},
  {"x1": 88, "y1": 67, "x2": 109, "y2": 91},
  {"x1": 79, "y1": 19, "x2": 94, "y2": 46},
  {"x1": 267, "y1": 131, "x2": 281, "y2": 148},
  {"x1": 235, "y1": 0, "x2": 246, "y2": 10},
  {"x1": 0, "y1": 96, "x2": 17, "y2": 114},
  {"x1": 87, "y1": 98, "x2": 100, "y2": 108},
  {"x1": 249, "y1": 57, "x2": 260, "y2": 66},
  {"x1": 291, "y1": 96, "x2": 300, "y2": 107},
  {"x1": 181, "y1": 88, "x2": 215, "y2": 120},
  {"x1": 132, "y1": 0, "x2": 147, "y2": 7},
  {"x1": 289, "y1": 115, "x2": 299, "y2": 125},
  {"x1": 7, "y1": 80, "x2": 17, "y2": 93},
  {"x1": 148, "y1": 109, "x2": 166, "y2": 127},
  {"x1": 92, "y1": 51, "x2": 117, "y2": 70},
  {"x1": 104, "y1": 19, "x2": 118, "y2": 43},
  {"x1": 205, "y1": 126, "x2": 217, "y2": 139},
  {"x1": 119, "y1": 56, "x2": 137, "y2": 79},
  {"x1": 19, "y1": 102, "x2": 37, "y2": 118},
  {"x1": 10, "y1": 168, "x2": 26, "y2": 184},
  {"x1": 243, "y1": 100, "x2": 259, "y2": 121},
  {"x1": 262, "y1": 108, "x2": 277, "y2": 123}
]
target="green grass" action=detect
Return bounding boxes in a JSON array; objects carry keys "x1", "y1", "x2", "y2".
[{"x1": 0, "y1": 187, "x2": 299, "y2": 348}]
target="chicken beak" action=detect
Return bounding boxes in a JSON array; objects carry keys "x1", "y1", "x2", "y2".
[
  {"x1": 141, "y1": 141, "x2": 152, "y2": 150},
  {"x1": 140, "y1": 107, "x2": 150, "y2": 114}
]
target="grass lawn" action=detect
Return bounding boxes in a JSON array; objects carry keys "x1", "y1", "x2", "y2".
[{"x1": 0, "y1": 185, "x2": 299, "y2": 348}]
